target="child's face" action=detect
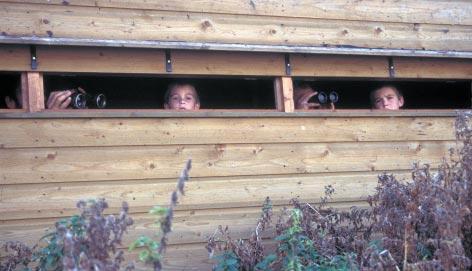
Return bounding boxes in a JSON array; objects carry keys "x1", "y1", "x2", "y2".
[
  {"x1": 373, "y1": 87, "x2": 404, "y2": 110},
  {"x1": 165, "y1": 85, "x2": 200, "y2": 110}
]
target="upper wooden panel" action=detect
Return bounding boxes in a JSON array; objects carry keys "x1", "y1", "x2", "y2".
[
  {"x1": 36, "y1": 46, "x2": 166, "y2": 74},
  {"x1": 172, "y1": 50, "x2": 284, "y2": 76},
  {"x1": 291, "y1": 54, "x2": 389, "y2": 77},
  {"x1": 2, "y1": 0, "x2": 471, "y2": 26},
  {"x1": 0, "y1": 44, "x2": 30, "y2": 71},
  {"x1": 1, "y1": 2, "x2": 471, "y2": 52},
  {"x1": 394, "y1": 57, "x2": 472, "y2": 79}
]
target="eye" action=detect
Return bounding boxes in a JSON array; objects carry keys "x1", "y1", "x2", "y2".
[{"x1": 185, "y1": 95, "x2": 194, "y2": 101}]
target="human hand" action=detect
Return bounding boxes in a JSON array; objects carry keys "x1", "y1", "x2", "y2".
[
  {"x1": 295, "y1": 91, "x2": 321, "y2": 110},
  {"x1": 5, "y1": 96, "x2": 17, "y2": 109},
  {"x1": 46, "y1": 90, "x2": 73, "y2": 109}
]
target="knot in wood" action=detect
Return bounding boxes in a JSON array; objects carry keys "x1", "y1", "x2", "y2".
[{"x1": 201, "y1": 20, "x2": 213, "y2": 30}]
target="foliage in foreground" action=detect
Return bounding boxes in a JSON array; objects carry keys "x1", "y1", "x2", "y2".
[
  {"x1": 207, "y1": 112, "x2": 472, "y2": 270},
  {"x1": 0, "y1": 160, "x2": 192, "y2": 271},
  {"x1": 1, "y1": 199, "x2": 134, "y2": 271},
  {"x1": 129, "y1": 159, "x2": 192, "y2": 271}
]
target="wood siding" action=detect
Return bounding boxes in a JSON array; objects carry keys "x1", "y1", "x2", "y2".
[
  {"x1": 0, "y1": 1, "x2": 471, "y2": 53},
  {"x1": 0, "y1": 116, "x2": 456, "y2": 269}
]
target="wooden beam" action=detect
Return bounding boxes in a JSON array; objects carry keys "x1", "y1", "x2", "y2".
[
  {"x1": 0, "y1": 117, "x2": 455, "y2": 148},
  {"x1": 171, "y1": 50, "x2": 284, "y2": 76},
  {"x1": 0, "y1": 110, "x2": 460, "y2": 119},
  {"x1": 0, "y1": 171, "x2": 398, "y2": 220},
  {"x1": 291, "y1": 54, "x2": 389, "y2": 78},
  {"x1": 20, "y1": 72, "x2": 44, "y2": 112},
  {"x1": 36, "y1": 46, "x2": 166, "y2": 73},
  {"x1": 2, "y1": 0, "x2": 471, "y2": 26},
  {"x1": 0, "y1": 44, "x2": 30, "y2": 71},
  {"x1": 0, "y1": 141, "x2": 455, "y2": 184},
  {"x1": 393, "y1": 57, "x2": 472, "y2": 79},
  {"x1": 274, "y1": 77, "x2": 294, "y2": 112},
  {"x1": 1, "y1": 3, "x2": 471, "y2": 52}
]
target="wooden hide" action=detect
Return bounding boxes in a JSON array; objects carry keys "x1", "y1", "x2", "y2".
[{"x1": 0, "y1": 116, "x2": 456, "y2": 269}]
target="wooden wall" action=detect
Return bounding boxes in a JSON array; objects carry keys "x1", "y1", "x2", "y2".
[
  {"x1": 0, "y1": 116, "x2": 456, "y2": 269},
  {"x1": 0, "y1": 0, "x2": 471, "y2": 52}
]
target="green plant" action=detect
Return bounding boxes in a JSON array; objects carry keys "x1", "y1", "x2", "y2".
[
  {"x1": 129, "y1": 159, "x2": 192, "y2": 271},
  {"x1": 0, "y1": 199, "x2": 134, "y2": 271},
  {"x1": 207, "y1": 111, "x2": 472, "y2": 271},
  {"x1": 34, "y1": 214, "x2": 86, "y2": 270}
]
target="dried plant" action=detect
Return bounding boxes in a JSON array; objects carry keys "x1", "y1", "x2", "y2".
[
  {"x1": 129, "y1": 159, "x2": 192, "y2": 271},
  {"x1": 0, "y1": 199, "x2": 134, "y2": 271},
  {"x1": 59, "y1": 199, "x2": 134, "y2": 271},
  {"x1": 208, "y1": 111, "x2": 472, "y2": 271},
  {"x1": 206, "y1": 197, "x2": 273, "y2": 271},
  {"x1": 0, "y1": 241, "x2": 33, "y2": 271}
]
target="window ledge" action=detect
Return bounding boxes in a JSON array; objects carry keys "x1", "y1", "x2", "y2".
[{"x1": 0, "y1": 109, "x2": 464, "y2": 118}]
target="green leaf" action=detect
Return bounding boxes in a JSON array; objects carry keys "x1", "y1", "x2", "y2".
[
  {"x1": 139, "y1": 250, "x2": 150, "y2": 262},
  {"x1": 149, "y1": 206, "x2": 168, "y2": 216},
  {"x1": 149, "y1": 241, "x2": 159, "y2": 250}
]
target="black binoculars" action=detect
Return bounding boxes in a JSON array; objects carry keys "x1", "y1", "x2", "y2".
[
  {"x1": 70, "y1": 88, "x2": 107, "y2": 109},
  {"x1": 313, "y1": 91, "x2": 339, "y2": 104}
]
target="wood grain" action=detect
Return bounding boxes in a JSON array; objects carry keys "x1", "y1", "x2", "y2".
[
  {"x1": 1, "y1": 3, "x2": 471, "y2": 52},
  {"x1": 0, "y1": 44, "x2": 30, "y2": 71},
  {"x1": 35, "y1": 46, "x2": 166, "y2": 74},
  {"x1": 0, "y1": 171, "x2": 401, "y2": 220},
  {"x1": 171, "y1": 50, "x2": 284, "y2": 76},
  {"x1": 0, "y1": 117, "x2": 455, "y2": 148},
  {"x1": 1, "y1": 0, "x2": 471, "y2": 26},
  {"x1": 394, "y1": 57, "x2": 472, "y2": 79},
  {"x1": 291, "y1": 54, "x2": 389, "y2": 77},
  {"x1": 0, "y1": 141, "x2": 455, "y2": 184}
]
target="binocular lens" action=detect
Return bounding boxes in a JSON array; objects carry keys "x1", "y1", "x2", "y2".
[
  {"x1": 329, "y1": 92, "x2": 339, "y2": 103},
  {"x1": 317, "y1": 92, "x2": 328, "y2": 104},
  {"x1": 72, "y1": 93, "x2": 87, "y2": 109},
  {"x1": 94, "y1": 94, "x2": 107, "y2": 109},
  {"x1": 316, "y1": 91, "x2": 338, "y2": 104}
]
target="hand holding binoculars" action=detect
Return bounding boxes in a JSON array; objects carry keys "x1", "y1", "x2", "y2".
[{"x1": 70, "y1": 87, "x2": 107, "y2": 109}]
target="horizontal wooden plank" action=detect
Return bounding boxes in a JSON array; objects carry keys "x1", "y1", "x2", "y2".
[
  {"x1": 0, "y1": 117, "x2": 456, "y2": 148},
  {"x1": 0, "y1": 110, "x2": 461, "y2": 119},
  {"x1": 0, "y1": 171, "x2": 399, "y2": 220},
  {"x1": 0, "y1": 201, "x2": 370, "y2": 247},
  {"x1": 0, "y1": 44, "x2": 30, "y2": 71},
  {"x1": 394, "y1": 57, "x2": 472, "y2": 79},
  {"x1": 35, "y1": 46, "x2": 166, "y2": 73},
  {"x1": 291, "y1": 54, "x2": 389, "y2": 77},
  {"x1": 0, "y1": 141, "x2": 455, "y2": 184},
  {"x1": 1, "y1": 0, "x2": 471, "y2": 26},
  {"x1": 171, "y1": 50, "x2": 285, "y2": 76},
  {"x1": 1, "y1": 3, "x2": 471, "y2": 52}
]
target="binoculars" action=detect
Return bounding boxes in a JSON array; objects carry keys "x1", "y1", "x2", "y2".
[
  {"x1": 313, "y1": 91, "x2": 339, "y2": 104},
  {"x1": 70, "y1": 88, "x2": 107, "y2": 109}
]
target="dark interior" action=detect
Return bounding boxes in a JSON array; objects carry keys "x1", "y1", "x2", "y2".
[
  {"x1": 0, "y1": 73, "x2": 21, "y2": 108},
  {"x1": 1, "y1": 73, "x2": 470, "y2": 110},
  {"x1": 43, "y1": 74, "x2": 276, "y2": 109},
  {"x1": 294, "y1": 79, "x2": 471, "y2": 109}
]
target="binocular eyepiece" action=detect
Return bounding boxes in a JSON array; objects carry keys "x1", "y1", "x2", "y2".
[
  {"x1": 314, "y1": 91, "x2": 339, "y2": 104},
  {"x1": 70, "y1": 89, "x2": 107, "y2": 109}
]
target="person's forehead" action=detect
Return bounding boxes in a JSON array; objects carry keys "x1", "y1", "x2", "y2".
[
  {"x1": 170, "y1": 85, "x2": 196, "y2": 96},
  {"x1": 375, "y1": 87, "x2": 397, "y2": 97}
]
